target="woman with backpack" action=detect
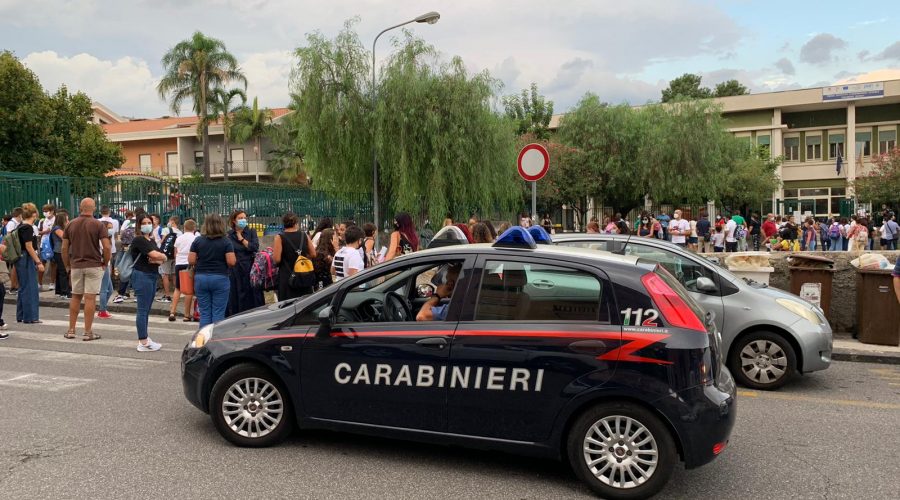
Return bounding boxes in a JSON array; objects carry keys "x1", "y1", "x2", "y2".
[
  {"x1": 312, "y1": 228, "x2": 337, "y2": 290},
  {"x1": 130, "y1": 215, "x2": 168, "y2": 351},
  {"x1": 226, "y1": 210, "x2": 263, "y2": 317},
  {"x1": 361, "y1": 223, "x2": 378, "y2": 267},
  {"x1": 51, "y1": 212, "x2": 71, "y2": 299},
  {"x1": 384, "y1": 213, "x2": 419, "y2": 262},
  {"x1": 273, "y1": 212, "x2": 317, "y2": 301},
  {"x1": 189, "y1": 214, "x2": 236, "y2": 328},
  {"x1": 13, "y1": 204, "x2": 42, "y2": 324}
]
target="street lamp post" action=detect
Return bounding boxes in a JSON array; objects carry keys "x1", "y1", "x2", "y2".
[{"x1": 371, "y1": 11, "x2": 440, "y2": 246}]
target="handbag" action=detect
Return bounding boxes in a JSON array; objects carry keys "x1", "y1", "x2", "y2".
[
  {"x1": 117, "y1": 249, "x2": 135, "y2": 282},
  {"x1": 179, "y1": 267, "x2": 194, "y2": 295},
  {"x1": 286, "y1": 232, "x2": 316, "y2": 289}
]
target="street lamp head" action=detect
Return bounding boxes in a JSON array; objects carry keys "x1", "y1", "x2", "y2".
[{"x1": 414, "y1": 11, "x2": 440, "y2": 24}]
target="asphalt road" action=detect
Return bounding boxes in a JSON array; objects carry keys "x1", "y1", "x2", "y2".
[{"x1": 1, "y1": 307, "x2": 898, "y2": 499}]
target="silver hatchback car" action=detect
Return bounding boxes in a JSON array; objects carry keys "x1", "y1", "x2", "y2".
[{"x1": 553, "y1": 233, "x2": 832, "y2": 390}]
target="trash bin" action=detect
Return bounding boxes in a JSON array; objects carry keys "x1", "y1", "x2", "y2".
[
  {"x1": 725, "y1": 252, "x2": 775, "y2": 285},
  {"x1": 788, "y1": 254, "x2": 835, "y2": 317},
  {"x1": 856, "y1": 269, "x2": 900, "y2": 346}
]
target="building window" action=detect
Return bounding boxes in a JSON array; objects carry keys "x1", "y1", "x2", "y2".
[
  {"x1": 757, "y1": 135, "x2": 771, "y2": 157},
  {"x1": 856, "y1": 131, "x2": 872, "y2": 157},
  {"x1": 783, "y1": 137, "x2": 800, "y2": 161},
  {"x1": 878, "y1": 130, "x2": 896, "y2": 154},
  {"x1": 828, "y1": 133, "x2": 844, "y2": 159},
  {"x1": 139, "y1": 154, "x2": 151, "y2": 173},
  {"x1": 805, "y1": 135, "x2": 822, "y2": 161},
  {"x1": 194, "y1": 151, "x2": 204, "y2": 168}
]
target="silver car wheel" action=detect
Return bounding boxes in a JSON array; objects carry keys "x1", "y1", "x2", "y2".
[
  {"x1": 583, "y1": 415, "x2": 659, "y2": 489},
  {"x1": 221, "y1": 377, "x2": 284, "y2": 439},
  {"x1": 740, "y1": 339, "x2": 788, "y2": 385}
]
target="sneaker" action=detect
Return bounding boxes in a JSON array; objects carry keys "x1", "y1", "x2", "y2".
[
  {"x1": 113, "y1": 295, "x2": 125, "y2": 304},
  {"x1": 0, "y1": 323, "x2": 8, "y2": 331},
  {"x1": 48, "y1": 284, "x2": 55, "y2": 291},
  {"x1": 9, "y1": 289, "x2": 17, "y2": 295},
  {"x1": 0, "y1": 332, "x2": 8, "y2": 340},
  {"x1": 97, "y1": 311, "x2": 112, "y2": 319},
  {"x1": 137, "y1": 339, "x2": 162, "y2": 352},
  {"x1": 162, "y1": 296, "x2": 172, "y2": 303},
  {"x1": 127, "y1": 296, "x2": 138, "y2": 303}
]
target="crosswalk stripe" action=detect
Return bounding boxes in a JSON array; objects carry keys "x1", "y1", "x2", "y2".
[
  {"x1": 0, "y1": 370, "x2": 94, "y2": 392},
  {"x1": 0, "y1": 346, "x2": 166, "y2": 369},
  {"x1": 17, "y1": 319, "x2": 196, "y2": 336},
  {"x1": 3, "y1": 329, "x2": 183, "y2": 352}
]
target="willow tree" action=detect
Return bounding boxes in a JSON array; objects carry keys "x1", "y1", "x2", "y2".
[
  {"x1": 558, "y1": 95, "x2": 742, "y2": 214},
  {"x1": 287, "y1": 21, "x2": 521, "y2": 223}
]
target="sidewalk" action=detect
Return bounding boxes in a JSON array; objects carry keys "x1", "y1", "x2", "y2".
[{"x1": 3, "y1": 286, "x2": 176, "y2": 317}]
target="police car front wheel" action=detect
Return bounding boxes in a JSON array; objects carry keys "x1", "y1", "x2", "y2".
[
  {"x1": 210, "y1": 363, "x2": 293, "y2": 447},
  {"x1": 567, "y1": 402, "x2": 676, "y2": 500}
]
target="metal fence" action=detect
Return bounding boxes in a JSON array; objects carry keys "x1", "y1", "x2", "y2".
[{"x1": 0, "y1": 172, "x2": 372, "y2": 228}]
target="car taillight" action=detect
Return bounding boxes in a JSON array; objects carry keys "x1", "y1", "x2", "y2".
[
  {"x1": 640, "y1": 273, "x2": 707, "y2": 333},
  {"x1": 712, "y1": 441, "x2": 727, "y2": 455}
]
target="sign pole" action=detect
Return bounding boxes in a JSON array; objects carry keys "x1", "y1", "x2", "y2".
[{"x1": 531, "y1": 181, "x2": 536, "y2": 224}]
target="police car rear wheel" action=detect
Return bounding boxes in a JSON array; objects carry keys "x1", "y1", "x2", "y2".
[
  {"x1": 729, "y1": 331, "x2": 796, "y2": 391},
  {"x1": 210, "y1": 364, "x2": 293, "y2": 447},
  {"x1": 568, "y1": 402, "x2": 675, "y2": 500}
]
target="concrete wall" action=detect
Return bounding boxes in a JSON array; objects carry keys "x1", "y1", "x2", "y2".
[{"x1": 703, "y1": 250, "x2": 900, "y2": 334}]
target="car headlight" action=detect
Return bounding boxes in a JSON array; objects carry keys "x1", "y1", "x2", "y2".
[
  {"x1": 776, "y1": 298, "x2": 823, "y2": 326},
  {"x1": 190, "y1": 324, "x2": 214, "y2": 349}
]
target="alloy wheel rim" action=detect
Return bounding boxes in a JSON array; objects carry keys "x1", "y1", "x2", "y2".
[
  {"x1": 583, "y1": 415, "x2": 658, "y2": 489},
  {"x1": 740, "y1": 340, "x2": 787, "y2": 385},
  {"x1": 222, "y1": 377, "x2": 284, "y2": 438}
]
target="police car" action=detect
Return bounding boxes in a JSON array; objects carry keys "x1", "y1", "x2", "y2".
[{"x1": 182, "y1": 227, "x2": 736, "y2": 499}]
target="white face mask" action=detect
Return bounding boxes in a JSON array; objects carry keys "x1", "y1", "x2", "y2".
[{"x1": 43, "y1": 212, "x2": 51, "y2": 218}]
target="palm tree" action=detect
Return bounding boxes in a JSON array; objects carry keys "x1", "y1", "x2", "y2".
[
  {"x1": 157, "y1": 31, "x2": 246, "y2": 181},
  {"x1": 211, "y1": 88, "x2": 246, "y2": 182},
  {"x1": 231, "y1": 97, "x2": 273, "y2": 178}
]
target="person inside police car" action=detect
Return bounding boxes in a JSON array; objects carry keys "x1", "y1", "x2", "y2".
[{"x1": 416, "y1": 263, "x2": 462, "y2": 322}]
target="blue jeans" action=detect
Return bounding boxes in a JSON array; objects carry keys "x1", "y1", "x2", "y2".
[
  {"x1": 195, "y1": 273, "x2": 230, "y2": 328},
  {"x1": 15, "y1": 258, "x2": 39, "y2": 322},
  {"x1": 132, "y1": 270, "x2": 158, "y2": 340},
  {"x1": 98, "y1": 263, "x2": 113, "y2": 313},
  {"x1": 830, "y1": 237, "x2": 840, "y2": 251},
  {"x1": 841, "y1": 237, "x2": 849, "y2": 251},
  {"x1": 807, "y1": 240, "x2": 816, "y2": 251}
]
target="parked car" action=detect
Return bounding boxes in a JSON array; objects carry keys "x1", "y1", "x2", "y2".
[{"x1": 552, "y1": 233, "x2": 832, "y2": 390}]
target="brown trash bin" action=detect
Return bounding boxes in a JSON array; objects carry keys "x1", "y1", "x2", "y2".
[
  {"x1": 788, "y1": 254, "x2": 835, "y2": 319},
  {"x1": 856, "y1": 269, "x2": 900, "y2": 346}
]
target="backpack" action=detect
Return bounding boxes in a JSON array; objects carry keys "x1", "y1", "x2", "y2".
[
  {"x1": 398, "y1": 234, "x2": 414, "y2": 256},
  {"x1": 1, "y1": 227, "x2": 23, "y2": 265},
  {"x1": 828, "y1": 224, "x2": 841, "y2": 238},
  {"x1": 284, "y1": 232, "x2": 315, "y2": 289},
  {"x1": 734, "y1": 223, "x2": 746, "y2": 240},
  {"x1": 361, "y1": 237, "x2": 378, "y2": 268},
  {"x1": 120, "y1": 222, "x2": 136, "y2": 246},
  {"x1": 250, "y1": 247, "x2": 278, "y2": 290},
  {"x1": 159, "y1": 232, "x2": 178, "y2": 258},
  {"x1": 40, "y1": 236, "x2": 54, "y2": 261}
]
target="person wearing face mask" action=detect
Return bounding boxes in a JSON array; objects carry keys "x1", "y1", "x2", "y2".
[
  {"x1": 170, "y1": 219, "x2": 199, "y2": 322},
  {"x1": 385, "y1": 212, "x2": 419, "y2": 262},
  {"x1": 762, "y1": 213, "x2": 778, "y2": 251},
  {"x1": 668, "y1": 210, "x2": 690, "y2": 247},
  {"x1": 130, "y1": 215, "x2": 168, "y2": 351},
  {"x1": 226, "y1": 210, "x2": 263, "y2": 316},
  {"x1": 637, "y1": 213, "x2": 654, "y2": 238},
  {"x1": 37, "y1": 204, "x2": 56, "y2": 291},
  {"x1": 696, "y1": 213, "x2": 712, "y2": 253}
]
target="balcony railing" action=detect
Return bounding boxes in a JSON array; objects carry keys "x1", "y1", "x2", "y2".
[{"x1": 181, "y1": 160, "x2": 271, "y2": 178}]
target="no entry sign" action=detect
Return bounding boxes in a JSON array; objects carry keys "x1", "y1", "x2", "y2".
[{"x1": 517, "y1": 143, "x2": 550, "y2": 182}]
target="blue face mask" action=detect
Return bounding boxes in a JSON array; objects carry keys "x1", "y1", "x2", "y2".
[
  {"x1": 140, "y1": 224, "x2": 153, "y2": 234},
  {"x1": 237, "y1": 219, "x2": 248, "y2": 229}
]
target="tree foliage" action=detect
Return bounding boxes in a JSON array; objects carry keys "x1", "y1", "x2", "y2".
[
  {"x1": 211, "y1": 87, "x2": 246, "y2": 181},
  {"x1": 286, "y1": 22, "x2": 522, "y2": 222},
  {"x1": 718, "y1": 144, "x2": 782, "y2": 212},
  {"x1": 231, "y1": 96, "x2": 273, "y2": 161},
  {"x1": 503, "y1": 83, "x2": 554, "y2": 140},
  {"x1": 157, "y1": 31, "x2": 246, "y2": 181},
  {"x1": 853, "y1": 147, "x2": 900, "y2": 205},
  {"x1": 558, "y1": 95, "x2": 753, "y2": 213},
  {"x1": 0, "y1": 51, "x2": 123, "y2": 176},
  {"x1": 661, "y1": 73, "x2": 749, "y2": 102}
]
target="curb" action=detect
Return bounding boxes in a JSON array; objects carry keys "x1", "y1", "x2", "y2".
[{"x1": 832, "y1": 351, "x2": 900, "y2": 365}]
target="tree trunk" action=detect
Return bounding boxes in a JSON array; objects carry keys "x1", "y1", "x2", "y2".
[
  {"x1": 202, "y1": 124, "x2": 211, "y2": 182},
  {"x1": 223, "y1": 133, "x2": 230, "y2": 182}
]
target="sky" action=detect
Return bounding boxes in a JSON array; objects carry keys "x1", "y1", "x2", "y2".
[{"x1": 2, "y1": 0, "x2": 899, "y2": 118}]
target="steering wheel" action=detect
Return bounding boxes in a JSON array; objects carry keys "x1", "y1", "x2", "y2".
[{"x1": 382, "y1": 291, "x2": 413, "y2": 322}]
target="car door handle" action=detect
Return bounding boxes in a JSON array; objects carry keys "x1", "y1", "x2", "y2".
[
  {"x1": 532, "y1": 279, "x2": 555, "y2": 289},
  {"x1": 568, "y1": 340, "x2": 608, "y2": 354},
  {"x1": 415, "y1": 337, "x2": 447, "y2": 350}
]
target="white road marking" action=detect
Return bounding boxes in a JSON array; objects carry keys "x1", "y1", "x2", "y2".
[
  {"x1": 14, "y1": 319, "x2": 196, "y2": 336},
  {"x1": 2, "y1": 330, "x2": 183, "y2": 352},
  {"x1": 0, "y1": 370, "x2": 94, "y2": 392},
  {"x1": 0, "y1": 347, "x2": 166, "y2": 370}
]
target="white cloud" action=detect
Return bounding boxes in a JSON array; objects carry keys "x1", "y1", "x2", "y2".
[
  {"x1": 834, "y1": 68, "x2": 900, "y2": 84},
  {"x1": 239, "y1": 51, "x2": 294, "y2": 109},
  {"x1": 22, "y1": 51, "x2": 159, "y2": 117}
]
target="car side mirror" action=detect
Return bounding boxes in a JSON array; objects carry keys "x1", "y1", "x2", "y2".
[
  {"x1": 696, "y1": 277, "x2": 718, "y2": 293},
  {"x1": 317, "y1": 306, "x2": 335, "y2": 337}
]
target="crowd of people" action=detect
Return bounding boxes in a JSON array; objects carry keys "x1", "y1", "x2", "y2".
[
  {"x1": 1, "y1": 199, "x2": 896, "y2": 344},
  {"x1": 569, "y1": 208, "x2": 899, "y2": 254}
]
